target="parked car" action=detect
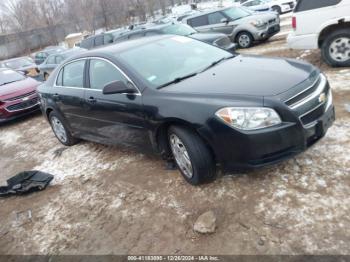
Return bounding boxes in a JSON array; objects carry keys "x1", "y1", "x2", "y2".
[
  {"x1": 38, "y1": 35, "x2": 335, "y2": 185},
  {"x1": 287, "y1": 0, "x2": 350, "y2": 67},
  {"x1": 0, "y1": 57, "x2": 40, "y2": 78},
  {"x1": 181, "y1": 6, "x2": 280, "y2": 48},
  {"x1": 241, "y1": 0, "x2": 271, "y2": 12},
  {"x1": 113, "y1": 22, "x2": 236, "y2": 53},
  {"x1": 263, "y1": 0, "x2": 296, "y2": 14},
  {"x1": 0, "y1": 68, "x2": 40, "y2": 123},
  {"x1": 34, "y1": 46, "x2": 66, "y2": 65},
  {"x1": 80, "y1": 29, "x2": 128, "y2": 50},
  {"x1": 38, "y1": 48, "x2": 87, "y2": 80}
]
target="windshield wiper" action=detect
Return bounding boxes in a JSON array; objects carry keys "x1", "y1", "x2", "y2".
[
  {"x1": 200, "y1": 56, "x2": 234, "y2": 73},
  {"x1": 157, "y1": 72, "x2": 198, "y2": 89}
]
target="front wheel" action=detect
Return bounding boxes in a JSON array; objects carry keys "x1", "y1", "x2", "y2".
[
  {"x1": 321, "y1": 29, "x2": 350, "y2": 67},
  {"x1": 168, "y1": 126, "x2": 216, "y2": 185},
  {"x1": 236, "y1": 32, "x2": 253, "y2": 48}
]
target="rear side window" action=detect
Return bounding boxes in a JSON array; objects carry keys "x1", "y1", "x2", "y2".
[
  {"x1": 208, "y1": 12, "x2": 226, "y2": 24},
  {"x1": 104, "y1": 34, "x2": 114, "y2": 44},
  {"x1": 188, "y1": 15, "x2": 208, "y2": 27},
  {"x1": 46, "y1": 56, "x2": 55, "y2": 64},
  {"x1": 61, "y1": 60, "x2": 85, "y2": 87},
  {"x1": 295, "y1": 0, "x2": 342, "y2": 12},
  {"x1": 80, "y1": 38, "x2": 94, "y2": 49},
  {"x1": 94, "y1": 35, "x2": 104, "y2": 47},
  {"x1": 89, "y1": 59, "x2": 127, "y2": 90}
]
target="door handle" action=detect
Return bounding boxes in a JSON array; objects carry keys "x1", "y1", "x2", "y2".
[{"x1": 87, "y1": 97, "x2": 97, "y2": 104}]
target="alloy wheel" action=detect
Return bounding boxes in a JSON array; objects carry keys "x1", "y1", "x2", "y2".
[
  {"x1": 329, "y1": 37, "x2": 350, "y2": 62},
  {"x1": 169, "y1": 134, "x2": 193, "y2": 179},
  {"x1": 238, "y1": 34, "x2": 251, "y2": 48},
  {"x1": 51, "y1": 116, "x2": 68, "y2": 143}
]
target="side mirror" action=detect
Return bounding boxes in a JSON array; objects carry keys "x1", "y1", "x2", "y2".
[
  {"x1": 102, "y1": 80, "x2": 136, "y2": 95},
  {"x1": 220, "y1": 18, "x2": 229, "y2": 24}
]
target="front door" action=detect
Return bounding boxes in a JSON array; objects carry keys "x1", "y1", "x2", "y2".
[{"x1": 81, "y1": 58, "x2": 149, "y2": 150}]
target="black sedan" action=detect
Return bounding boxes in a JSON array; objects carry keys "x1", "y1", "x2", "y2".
[{"x1": 38, "y1": 36, "x2": 335, "y2": 185}]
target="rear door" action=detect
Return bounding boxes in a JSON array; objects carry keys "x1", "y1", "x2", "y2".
[
  {"x1": 51, "y1": 59, "x2": 88, "y2": 133},
  {"x1": 206, "y1": 11, "x2": 234, "y2": 35},
  {"x1": 82, "y1": 58, "x2": 148, "y2": 148}
]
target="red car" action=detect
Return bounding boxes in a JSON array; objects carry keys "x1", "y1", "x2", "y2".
[{"x1": 0, "y1": 68, "x2": 40, "y2": 123}]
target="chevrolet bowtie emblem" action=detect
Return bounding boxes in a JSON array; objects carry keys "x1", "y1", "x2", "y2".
[
  {"x1": 22, "y1": 97, "x2": 29, "y2": 101},
  {"x1": 318, "y1": 93, "x2": 326, "y2": 103}
]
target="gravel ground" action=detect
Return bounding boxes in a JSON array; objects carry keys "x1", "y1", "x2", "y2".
[{"x1": 0, "y1": 15, "x2": 349, "y2": 255}]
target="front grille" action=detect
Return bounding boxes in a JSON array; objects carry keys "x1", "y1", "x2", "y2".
[
  {"x1": 300, "y1": 104, "x2": 325, "y2": 126},
  {"x1": 6, "y1": 97, "x2": 39, "y2": 112},
  {"x1": 285, "y1": 76, "x2": 321, "y2": 107},
  {"x1": 214, "y1": 37, "x2": 231, "y2": 48},
  {"x1": 5, "y1": 91, "x2": 36, "y2": 101}
]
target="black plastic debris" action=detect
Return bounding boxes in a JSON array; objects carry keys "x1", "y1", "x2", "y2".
[{"x1": 0, "y1": 171, "x2": 54, "y2": 197}]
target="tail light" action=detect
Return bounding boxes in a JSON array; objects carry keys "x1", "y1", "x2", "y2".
[{"x1": 292, "y1": 16, "x2": 296, "y2": 29}]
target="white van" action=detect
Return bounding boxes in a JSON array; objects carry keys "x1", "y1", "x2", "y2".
[{"x1": 287, "y1": 0, "x2": 350, "y2": 67}]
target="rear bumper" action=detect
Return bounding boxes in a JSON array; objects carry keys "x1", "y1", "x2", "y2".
[
  {"x1": 287, "y1": 31, "x2": 319, "y2": 49},
  {"x1": 198, "y1": 105, "x2": 335, "y2": 171}
]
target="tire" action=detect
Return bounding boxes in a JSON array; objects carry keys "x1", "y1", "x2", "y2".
[
  {"x1": 168, "y1": 126, "x2": 216, "y2": 185},
  {"x1": 321, "y1": 29, "x2": 350, "y2": 67},
  {"x1": 236, "y1": 31, "x2": 253, "y2": 49},
  {"x1": 272, "y1": 5, "x2": 281, "y2": 14},
  {"x1": 49, "y1": 111, "x2": 79, "y2": 146}
]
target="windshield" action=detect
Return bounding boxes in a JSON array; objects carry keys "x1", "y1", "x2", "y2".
[
  {"x1": 161, "y1": 24, "x2": 197, "y2": 36},
  {"x1": 223, "y1": 7, "x2": 251, "y2": 20},
  {"x1": 4, "y1": 58, "x2": 33, "y2": 69},
  {"x1": 0, "y1": 69, "x2": 25, "y2": 86},
  {"x1": 118, "y1": 36, "x2": 232, "y2": 88}
]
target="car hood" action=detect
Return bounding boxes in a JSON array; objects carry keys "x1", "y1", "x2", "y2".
[
  {"x1": 0, "y1": 77, "x2": 39, "y2": 100},
  {"x1": 162, "y1": 55, "x2": 317, "y2": 97}
]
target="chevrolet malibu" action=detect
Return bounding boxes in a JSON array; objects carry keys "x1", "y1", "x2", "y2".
[
  {"x1": 38, "y1": 36, "x2": 335, "y2": 185},
  {"x1": 0, "y1": 68, "x2": 40, "y2": 123}
]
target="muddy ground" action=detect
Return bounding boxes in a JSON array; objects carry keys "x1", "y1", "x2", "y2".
[{"x1": 0, "y1": 16, "x2": 349, "y2": 255}]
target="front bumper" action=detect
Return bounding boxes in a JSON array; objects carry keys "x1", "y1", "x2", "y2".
[
  {"x1": 199, "y1": 105, "x2": 335, "y2": 171},
  {"x1": 253, "y1": 24, "x2": 280, "y2": 40},
  {"x1": 0, "y1": 96, "x2": 40, "y2": 123}
]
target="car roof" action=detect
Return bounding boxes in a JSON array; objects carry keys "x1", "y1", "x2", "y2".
[
  {"x1": 69, "y1": 35, "x2": 173, "y2": 59},
  {"x1": 183, "y1": 6, "x2": 233, "y2": 20}
]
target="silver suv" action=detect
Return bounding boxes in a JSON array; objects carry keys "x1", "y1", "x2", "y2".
[{"x1": 182, "y1": 6, "x2": 280, "y2": 48}]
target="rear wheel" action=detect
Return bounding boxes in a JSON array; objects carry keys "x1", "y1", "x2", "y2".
[
  {"x1": 168, "y1": 126, "x2": 216, "y2": 185},
  {"x1": 321, "y1": 29, "x2": 350, "y2": 67},
  {"x1": 236, "y1": 32, "x2": 253, "y2": 48},
  {"x1": 49, "y1": 111, "x2": 79, "y2": 146}
]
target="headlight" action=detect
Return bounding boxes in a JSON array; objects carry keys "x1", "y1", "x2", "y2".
[
  {"x1": 215, "y1": 107, "x2": 282, "y2": 130},
  {"x1": 251, "y1": 19, "x2": 266, "y2": 27}
]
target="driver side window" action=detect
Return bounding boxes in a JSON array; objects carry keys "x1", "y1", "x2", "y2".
[{"x1": 89, "y1": 59, "x2": 128, "y2": 90}]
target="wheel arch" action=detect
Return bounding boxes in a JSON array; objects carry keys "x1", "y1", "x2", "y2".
[
  {"x1": 153, "y1": 119, "x2": 216, "y2": 162},
  {"x1": 318, "y1": 20, "x2": 350, "y2": 48}
]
